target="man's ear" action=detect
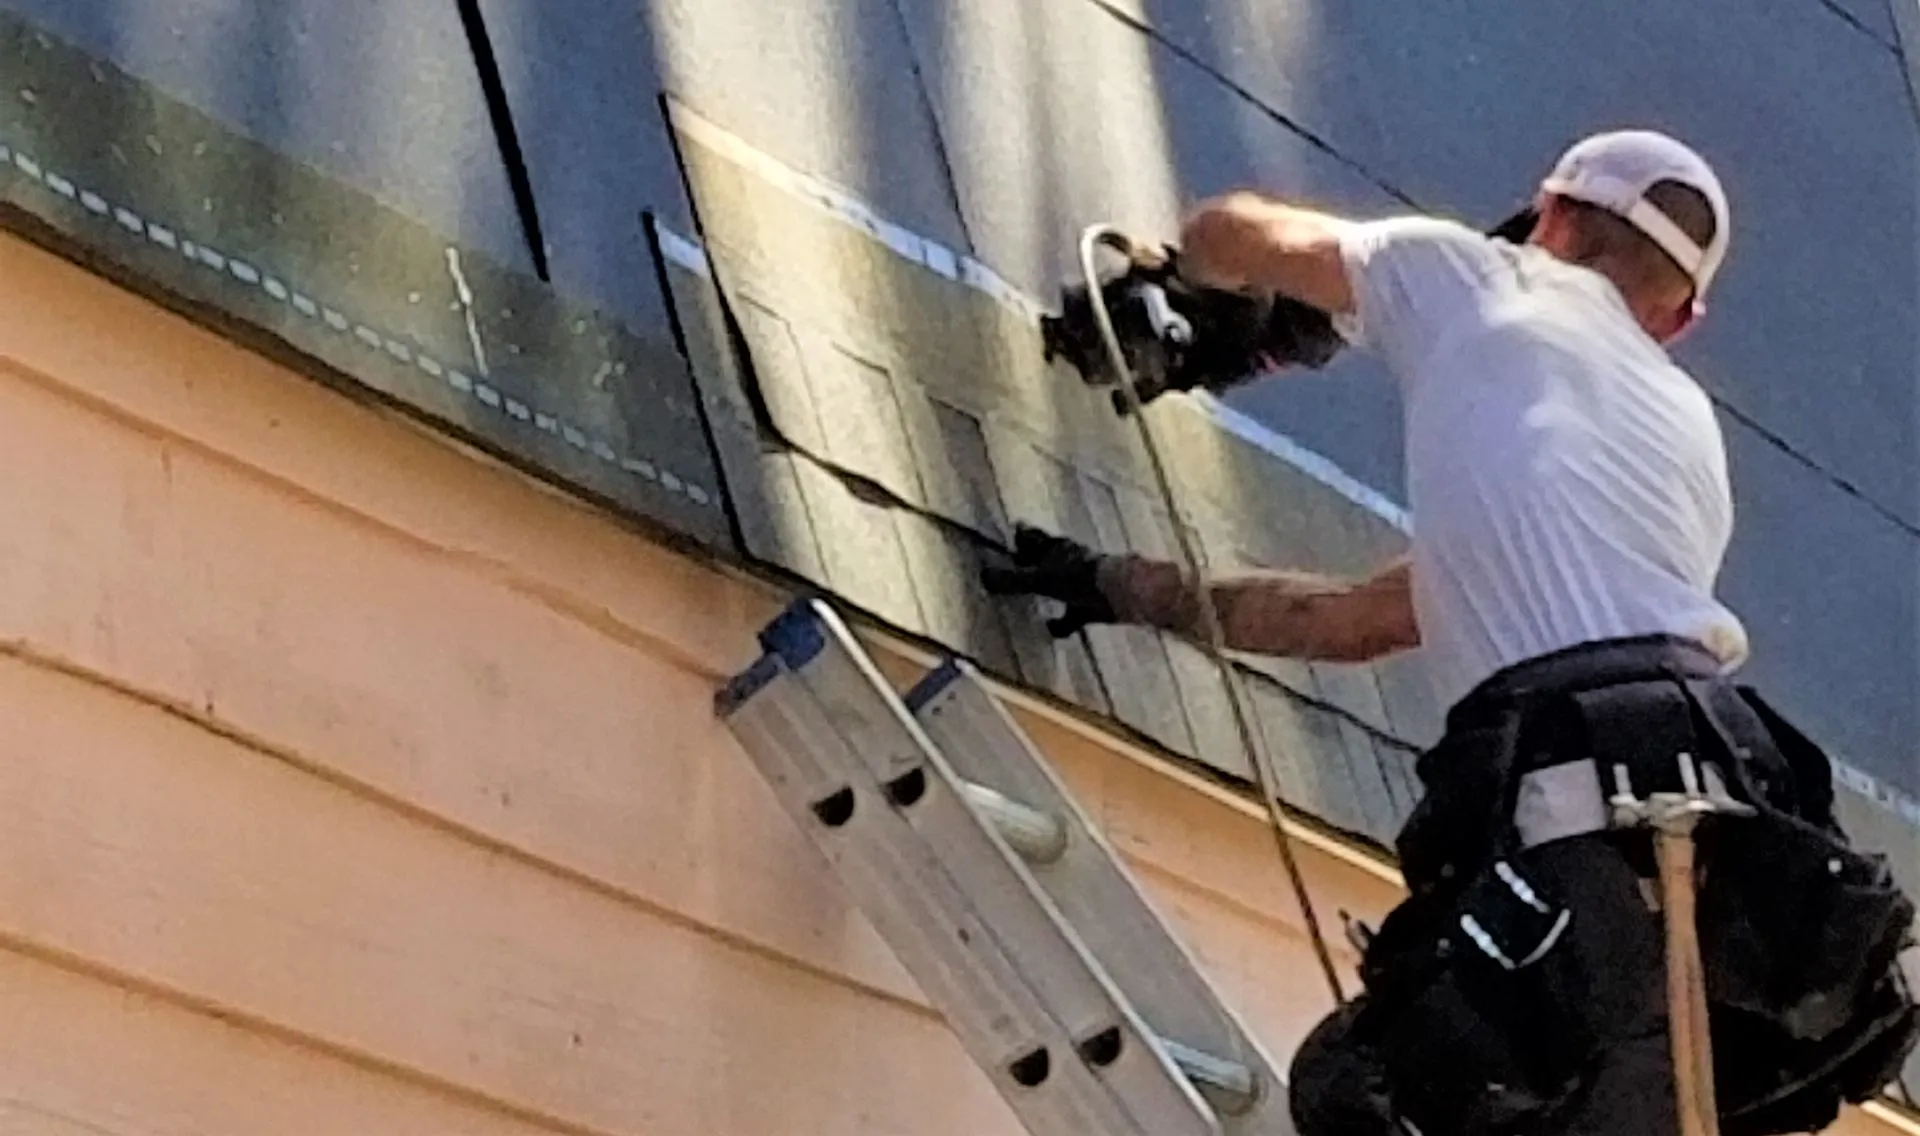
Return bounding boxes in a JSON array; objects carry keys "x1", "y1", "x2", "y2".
[{"x1": 1657, "y1": 299, "x2": 1705, "y2": 346}]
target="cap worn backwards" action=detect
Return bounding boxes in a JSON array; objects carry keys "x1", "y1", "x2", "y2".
[{"x1": 1541, "y1": 129, "x2": 1731, "y2": 297}]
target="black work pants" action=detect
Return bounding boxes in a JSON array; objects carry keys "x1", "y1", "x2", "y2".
[
  {"x1": 1291, "y1": 832, "x2": 1679, "y2": 1136},
  {"x1": 1478, "y1": 835, "x2": 1676, "y2": 1136}
]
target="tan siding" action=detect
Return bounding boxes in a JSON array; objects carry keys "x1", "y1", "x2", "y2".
[
  {"x1": 0, "y1": 945, "x2": 579, "y2": 1136},
  {"x1": 0, "y1": 351, "x2": 920, "y2": 1004},
  {"x1": 0, "y1": 648, "x2": 1014, "y2": 1135}
]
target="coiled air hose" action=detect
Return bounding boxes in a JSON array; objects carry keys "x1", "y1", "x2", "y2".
[{"x1": 1076, "y1": 223, "x2": 1348, "y2": 1007}]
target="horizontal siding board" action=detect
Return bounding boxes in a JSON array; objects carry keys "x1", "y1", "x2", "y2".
[
  {"x1": 0, "y1": 650, "x2": 1021, "y2": 1136},
  {"x1": 0, "y1": 945, "x2": 571, "y2": 1136},
  {"x1": 0, "y1": 357, "x2": 925, "y2": 1006}
]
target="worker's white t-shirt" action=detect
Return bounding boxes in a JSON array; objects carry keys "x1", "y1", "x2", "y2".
[{"x1": 1331, "y1": 215, "x2": 1750, "y2": 711}]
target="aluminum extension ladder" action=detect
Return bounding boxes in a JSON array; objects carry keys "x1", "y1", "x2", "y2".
[{"x1": 715, "y1": 596, "x2": 1298, "y2": 1136}]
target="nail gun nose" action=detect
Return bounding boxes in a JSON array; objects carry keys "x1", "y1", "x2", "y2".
[{"x1": 1138, "y1": 283, "x2": 1193, "y2": 346}]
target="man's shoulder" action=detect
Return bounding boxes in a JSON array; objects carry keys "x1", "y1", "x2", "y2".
[
  {"x1": 1333, "y1": 213, "x2": 1516, "y2": 359},
  {"x1": 1341, "y1": 212, "x2": 1490, "y2": 248},
  {"x1": 1340, "y1": 213, "x2": 1514, "y2": 283}
]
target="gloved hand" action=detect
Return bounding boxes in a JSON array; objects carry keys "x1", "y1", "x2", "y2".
[
  {"x1": 979, "y1": 524, "x2": 1118, "y2": 638},
  {"x1": 1040, "y1": 243, "x2": 1343, "y2": 415}
]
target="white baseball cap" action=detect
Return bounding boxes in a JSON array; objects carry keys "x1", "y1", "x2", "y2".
[{"x1": 1541, "y1": 129, "x2": 1731, "y2": 297}]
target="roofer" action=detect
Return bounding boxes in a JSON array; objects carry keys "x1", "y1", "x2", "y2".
[{"x1": 985, "y1": 129, "x2": 1917, "y2": 1135}]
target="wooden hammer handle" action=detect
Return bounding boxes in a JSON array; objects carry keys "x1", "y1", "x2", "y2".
[{"x1": 1656, "y1": 827, "x2": 1720, "y2": 1136}]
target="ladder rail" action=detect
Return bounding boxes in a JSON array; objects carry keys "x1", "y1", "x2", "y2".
[
  {"x1": 906, "y1": 657, "x2": 1290, "y2": 1126},
  {"x1": 718, "y1": 597, "x2": 1304, "y2": 1136},
  {"x1": 719, "y1": 649, "x2": 1148, "y2": 1136},
  {"x1": 751, "y1": 600, "x2": 1225, "y2": 1133}
]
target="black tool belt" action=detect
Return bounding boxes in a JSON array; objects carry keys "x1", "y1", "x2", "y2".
[{"x1": 1346, "y1": 635, "x2": 1919, "y2": 1136}]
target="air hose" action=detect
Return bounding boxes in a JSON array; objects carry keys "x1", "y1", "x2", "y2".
[{"x1": 1076, "y1": 223, "x2": 1348, "y2": 1006}]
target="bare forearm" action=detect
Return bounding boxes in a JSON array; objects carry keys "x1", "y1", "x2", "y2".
[
  {"x1": 1178, "y1": 191, "x2": 1284, "y2": 290},
  {"x1": 1178, "y1": 191, "x2": 1356, "y2": 315},
  {"x1": 1095, "y1": 554, "x2": 1419, "y2": 662}
]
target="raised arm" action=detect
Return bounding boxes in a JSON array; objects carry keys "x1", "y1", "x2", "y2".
[
  {"x1": 1176, "y1": 192, "x2": 1358, "y2": 316},
  {"x1": 1097, "y1": 553, "x2": 1419, "y2": 662}
]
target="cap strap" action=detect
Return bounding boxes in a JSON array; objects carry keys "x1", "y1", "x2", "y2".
[{"x1": 1625, "y1": 199, "x2": 1706, "y2": 284}]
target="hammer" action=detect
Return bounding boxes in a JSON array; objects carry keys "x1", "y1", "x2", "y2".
[{"x1": 1608, "y1": 753, "x2": 1756, "y2": 1136}]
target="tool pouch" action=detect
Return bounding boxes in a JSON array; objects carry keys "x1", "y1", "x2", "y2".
[
  {"x1": 1364, "y1": 658, "x2": 1920, "y2": 1136},
  {"x1": 1561, "y1": 674, "x2": 1920, "y2": 1126},
  {"x1": 1353, "y1": 850, "x2": 1599, "y2": 1136},
  {"x1": 1688, "y1": 686, "x2": 1920, "y2": 1133}
]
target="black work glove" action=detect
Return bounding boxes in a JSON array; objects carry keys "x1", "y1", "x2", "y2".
[{"x1": 979, "y1": 524, "x2": 1118, "y2": 638}]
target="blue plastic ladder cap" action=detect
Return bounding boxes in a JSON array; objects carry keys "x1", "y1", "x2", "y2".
[
  {"x1": 714, "y1": 653, "x2": 783, "y2": 717},
  {"x1": 758, "y1": 596, "x2": 830, "y2": 669},
  {"x1": 904, "y1": 657, "x2": 967, "y2": 712}
]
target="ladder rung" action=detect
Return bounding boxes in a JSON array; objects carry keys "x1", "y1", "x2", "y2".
[
  {"x1": 961, "y1": 781, "x2": 1068, "y2": 864},
  {"x1": 906, "y1": 655, "x2": 1294, "y2": 1132},
  {"x1": 1162, "y1": 1038, "x2": 1257, "y2": 1115},
  {"x1": 943, "y1": 778, "x2": 1267, "y2": 1114}
]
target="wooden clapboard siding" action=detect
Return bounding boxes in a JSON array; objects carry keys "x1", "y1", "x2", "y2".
[
  {"x1": 0, "y1": 347, "x2": 923, "y2": 1007},
  {"x1": 0, "y1": 647, "x2": 1012, "y2": 1135},
  {"x1": 0, "y1": 944, "x2": 574, "y2": 1136}
]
